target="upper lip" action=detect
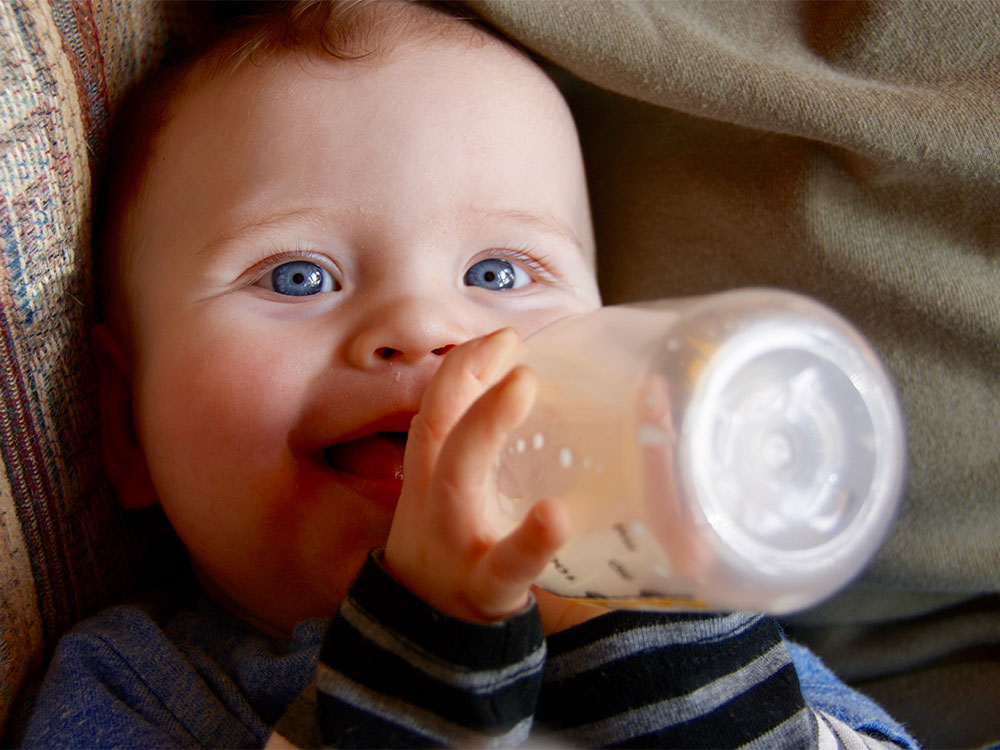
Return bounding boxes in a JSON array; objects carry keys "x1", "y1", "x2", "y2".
[
  {"x1": 319, "y1": 411, "x2": 414, "y2": 486},
  {"x1": 327, "y1": 411, "x2": 417, "y2": 446}
]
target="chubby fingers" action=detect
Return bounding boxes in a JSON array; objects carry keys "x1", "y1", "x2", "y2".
[
  {"x1": 428, "y1": 364, "x2": 538, "y2": 538},
  {"x1": 471, "y1": 498, "x2": 571, "y2": 618},
  {"x1": 403, "y1": 328, "x2": 520, "y2": 496},
  {"x1": 432, "y1": 366, "x2": 569, "y2": 619},
  {"x1": 387, "y1": 344, "x2": 568, "y2": 622}
]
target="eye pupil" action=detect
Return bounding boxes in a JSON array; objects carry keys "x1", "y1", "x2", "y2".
[
  {"x1": 464, "y1": 258, "x2": 518, "y2": 291},
  {"x1": 270, "y1": 261, "x2": 335, "y2": 296}
]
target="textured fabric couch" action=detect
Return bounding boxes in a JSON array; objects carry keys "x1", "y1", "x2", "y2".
[{"x1": 1, "y1": 1, "x2": 998, "y2": 746}]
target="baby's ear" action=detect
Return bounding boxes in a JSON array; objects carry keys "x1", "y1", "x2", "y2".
[{"x1": 91, "y1": 323, "x2": 158, "y2": 509}]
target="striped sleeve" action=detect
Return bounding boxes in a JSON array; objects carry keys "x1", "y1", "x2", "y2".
[
  {"x1": 267, "y1": 554, "x2": 916, "y2": 749},
  {"x1": 535, "y1": 610, "x2": 818, "y2": 748},
  {"x1": 274, "y1": 551, "x2": 546, "y2": 748}
]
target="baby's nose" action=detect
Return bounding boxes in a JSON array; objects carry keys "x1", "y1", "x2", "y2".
[{"x1": 348, "y1": 296, "x2": 465, "y2": 369}]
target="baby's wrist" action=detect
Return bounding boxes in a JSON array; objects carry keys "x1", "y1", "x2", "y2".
[{"x1": 370, "y1": 548, "x2": 538, "y2": 626}]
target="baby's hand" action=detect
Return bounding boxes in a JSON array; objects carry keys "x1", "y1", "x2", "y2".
[{"x1": 384, "y1": 328, "x2": 571, "y2": 622}]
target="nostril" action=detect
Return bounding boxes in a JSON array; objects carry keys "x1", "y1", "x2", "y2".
[{"x1": 374, "y1": 345, "x2": 453, "y2": 361}]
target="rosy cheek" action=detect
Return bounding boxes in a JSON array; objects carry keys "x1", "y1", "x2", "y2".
[{"x1": 136, "y1": 340, "x2": 296, "y2": 499}]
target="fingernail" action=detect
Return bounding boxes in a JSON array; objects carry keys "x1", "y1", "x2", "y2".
[{"x1": 488, "y1": 327, "x2": 517, "y2": 344}]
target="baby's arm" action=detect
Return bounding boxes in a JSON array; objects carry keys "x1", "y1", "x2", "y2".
[
  {"x1": 269, "y1": 548, "x2": 547, "y2": 748},
  {"x1": 384, "y1": 327, "x2": 571, "y2": 623},
  {"x1": 535, "y1": 610, "x2": 918, "y2": 749}
]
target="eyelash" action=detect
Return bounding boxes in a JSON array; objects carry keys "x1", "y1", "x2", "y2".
[
  {"x1": 246, "y1": 249, "x2": 338, "y2": 284},
  {"x1": 244, "y1": 245, "x2": 557, "y2": 289},
  {"x1": 473, "y1": 246, "x2": 555, "y2": 284}
]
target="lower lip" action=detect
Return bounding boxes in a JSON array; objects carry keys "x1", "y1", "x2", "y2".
[{"x1": 325, "y1": 469, "x2": 402, "y2": 513}]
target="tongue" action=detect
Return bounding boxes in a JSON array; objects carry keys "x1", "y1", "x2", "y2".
[{"x1": 325, "y1": 434, "x2": 405, "y2": 480}]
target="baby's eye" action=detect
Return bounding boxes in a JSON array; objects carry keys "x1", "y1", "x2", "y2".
[
  {"x1": 262, "y1": 260, "x2": 339, "y2": 296},
  {"x1": 463, "y1": 258, "x2": 530, "y2": 291}
]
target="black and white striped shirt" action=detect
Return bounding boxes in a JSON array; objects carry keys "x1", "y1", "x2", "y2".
[{"x1": 270, "y1": 553, "x2": 915, "y2": 749}]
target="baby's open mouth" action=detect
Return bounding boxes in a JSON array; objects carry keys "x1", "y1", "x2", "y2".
[{"x1": 323, "y1": 431, "x2": 408, "y2": 480}]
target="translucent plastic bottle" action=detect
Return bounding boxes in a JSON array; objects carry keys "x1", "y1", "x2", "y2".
[{"x1": 486, "y1": 288, "x2": 906, "y2": 615}]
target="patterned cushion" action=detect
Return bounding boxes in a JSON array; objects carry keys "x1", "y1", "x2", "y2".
[{"x1": 0, "y1": 0, "x2": 199, "y2": 733}]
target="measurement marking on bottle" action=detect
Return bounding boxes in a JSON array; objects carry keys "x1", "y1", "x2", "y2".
[
  {"x1": 609, "y1": 559, "x2": 633, "y2": 581},
  {"x1": 551, "y1": 557, "x2": 576, "y2": 582},
  {"x1": 613, "y1": 522, "x2": 637, "y2": 552}
]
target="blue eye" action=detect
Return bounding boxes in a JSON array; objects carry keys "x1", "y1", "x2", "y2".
[
  {"x1": 268, "y1": 261, "x2": 337, "y2": 296},
  {"x1": 464, "y1": 258, "x2": 529, "y2": 291}
]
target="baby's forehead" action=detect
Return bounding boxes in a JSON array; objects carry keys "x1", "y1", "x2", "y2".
[
  {"x1": 163, "y1": 48, "x2": 594, "y2": 258},
  {"x1": 133, "y1": 6, "x2": 595, "y2": 262}
]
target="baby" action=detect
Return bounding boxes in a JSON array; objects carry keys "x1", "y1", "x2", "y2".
[{"x1": 23, "y1": 1, "x2": 916, "y2": 747}]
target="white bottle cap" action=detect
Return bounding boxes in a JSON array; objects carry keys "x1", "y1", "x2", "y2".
[{"x1": 679, "y1": 290, "x2": 906, "y2": 611}]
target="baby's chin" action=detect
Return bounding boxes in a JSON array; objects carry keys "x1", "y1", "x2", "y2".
[{"x1": 190, "y1": 558, "x2": 352, "y2": 638}]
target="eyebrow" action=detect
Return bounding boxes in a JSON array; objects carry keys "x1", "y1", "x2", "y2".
[
  {"x1": 196, "y1": 204, "x2": 591, "y2": 256},
  {"x1": 197, "y1": 206, "x2": 342, "y2": 257},
  {"x1": 471, "y1": 207, "x2": 588, "y2": 253}
]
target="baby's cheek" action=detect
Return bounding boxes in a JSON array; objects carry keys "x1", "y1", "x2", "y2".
[
  {"x1": 135, "y1": 347, "x2": 309, "y2": 574},
  {"x1": 136, "y1": 346, "x2": 291, "y2": 498}
]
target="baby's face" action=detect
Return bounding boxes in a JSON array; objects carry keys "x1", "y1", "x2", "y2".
[{"x1": 123, "y1": 32, "x2": 600, "y2": 633}]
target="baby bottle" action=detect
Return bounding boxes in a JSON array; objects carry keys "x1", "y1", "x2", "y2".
[{"x1": 486, "y1": 288, "x2": 906, "y2": 615}]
